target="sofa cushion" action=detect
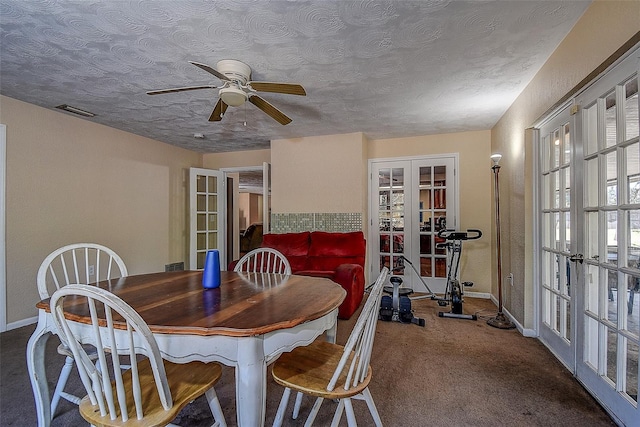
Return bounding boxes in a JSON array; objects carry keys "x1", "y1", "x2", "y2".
[
  {"x1": 308, "y1": 231, "x2": 365, "y2": 258},
  {"x1": 261, "y1": 231, "x2": 310, "y2": 272},
  {"x1": 307, "y1": 231, "x2": 365, "y2": 271}
]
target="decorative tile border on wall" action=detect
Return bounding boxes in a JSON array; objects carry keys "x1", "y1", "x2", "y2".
[{"x1": 271, "y1": 213, "x2": 362, "y2": 233}]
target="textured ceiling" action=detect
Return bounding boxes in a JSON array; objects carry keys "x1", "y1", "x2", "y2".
[{"x1": 0, "y1": 0, "x2": 591, "y2": 153}]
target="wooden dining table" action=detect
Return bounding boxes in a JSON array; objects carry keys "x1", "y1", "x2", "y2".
[{"x1": 27, "y1": 270, "x2": 346, "y2": 427}]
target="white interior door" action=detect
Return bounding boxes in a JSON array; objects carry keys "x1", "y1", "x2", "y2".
[
  {"x1": 189, "y1": 167, "x2": 226, "y2": 270},
  {"x1": 574, "y1": 49, "x2": 639, "y2": 426},
  {"x1": 370, "y1": 156, "x2": 457, "y2": 293},
  {"x1": 537, "y1": 105, "x2": 577, "y2": 371}
]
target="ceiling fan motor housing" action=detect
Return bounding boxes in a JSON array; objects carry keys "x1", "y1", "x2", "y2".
[{"x1": 216, "y1": 59, "x2": 251, "y2": 85}]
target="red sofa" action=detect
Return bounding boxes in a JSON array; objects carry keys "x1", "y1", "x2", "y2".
[{"x1": 230, "y1": 231, "x2": 366, "y2": 319}]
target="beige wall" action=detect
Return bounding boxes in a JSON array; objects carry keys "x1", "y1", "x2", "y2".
[
  {"x1": 202, "y1": 149, "x2": 270, "y2": 169},
  {"x1": 270, "y1": 132, "x2": 367, "y2": 213},
  {"x1": 370, "y1": 130, "x2": 493, "y2": 294},
  {"x1": 1, "y1": 95, "x2": 202, "y2": 325},
  {"x1": 492, "y1": 0, "x2": 640, "y2": 329}
]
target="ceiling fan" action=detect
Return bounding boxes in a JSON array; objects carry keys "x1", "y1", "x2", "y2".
[{"x1": 146, "y1": 60, "x2": 306, "y2": 125}]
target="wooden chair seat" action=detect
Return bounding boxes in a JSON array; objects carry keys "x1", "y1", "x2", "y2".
[
  {"x1": 80, "y1": 358, "x2": 222, "y2": 427},
  {"x1": 272, "y1": 340, "x2": 372, "y2": 400},
  {"x1": 50, "y1": 284, "x2": 227, "y2": 427},
  {"x1": 271, "y1": 267, "x2": 389, "y2": 427}
]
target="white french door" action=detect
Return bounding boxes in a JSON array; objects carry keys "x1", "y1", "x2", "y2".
[
  {"x1": 189, "y1": 168, "x2": 226, "y2": 270},
  {"x1": 370, "y1": 156, "x2": 457, "y2": 293},
  {"x1": 538, "y1": 105, "x2": 577, "y2": 370},
  {"x1": 574, "y1": 50, "x2": 639, "y2": 426},
  {"x1": 537, "y1": 47, "x2": 639, "y2": 426}
]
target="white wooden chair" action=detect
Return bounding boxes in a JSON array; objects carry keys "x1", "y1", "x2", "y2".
[
  {"x1": 37, "y1": 243, "x2": 128, "y2": 416},
  {"x1": 50, "y1": 284, "x2": 227, "y2": 427},
  {"x1": 271, "y1": 267, "x2": 390, "y2": 427},
  {"x1": 234, "y1": 247, "x2": 292, "y2": 275}
]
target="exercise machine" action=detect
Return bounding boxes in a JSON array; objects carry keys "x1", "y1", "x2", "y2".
[
  {"x1": 401, "y1": 229, "x2": 482, "y2": 320},
  {"x1": 379, "y1": 276, "x2": 426, "y2": 327}
]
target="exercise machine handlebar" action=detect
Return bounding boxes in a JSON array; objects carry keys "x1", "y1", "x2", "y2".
[{"x1": 437, "y1": 228, "x2": 482, "y2": 241}]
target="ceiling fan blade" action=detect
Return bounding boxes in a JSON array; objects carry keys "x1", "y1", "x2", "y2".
[
  {"x1": 249, "y1": 95, "x2": 292, "y2": 125},
  {"x1": 189, "y1": 61, "x2": 230, "y2": 82},
  {"x1": 249, "y1": 82, "x2": 306, "y2": 96},
  {"x1": 146, "y1": 85, "x2": 217, "y2": 95},
  {"x1": 208, "y1": 99, "x2": 228, "y2": 122}
]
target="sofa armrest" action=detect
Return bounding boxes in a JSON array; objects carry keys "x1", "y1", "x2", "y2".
[{"x1": 333, "y1": 264, "x2": 365, "y2": 320}]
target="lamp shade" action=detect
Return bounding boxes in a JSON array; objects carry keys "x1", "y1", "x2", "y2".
[{"x1": 490, "y1": 153, "x2": 502, "y2": 166}]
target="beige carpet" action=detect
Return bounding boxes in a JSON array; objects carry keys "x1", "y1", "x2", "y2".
[{"x1": 1, "y1": 296, "x2": 615, "y2": 426}]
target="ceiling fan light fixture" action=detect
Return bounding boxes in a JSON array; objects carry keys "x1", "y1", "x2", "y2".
[{"x1": 219, "y1": 86, "x2": 247, "y2": 107}]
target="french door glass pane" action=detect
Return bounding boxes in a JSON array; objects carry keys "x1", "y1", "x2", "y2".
[
  {"x1": 554, "y1": 294, "x2": 561, "y2": 332},
  {"x1": 435, "y1": 258, "x2": 447, "y2": 278},
  {"x1": 542, "y1": 134, "x2": 551, "y2": 172},
  {"x1": 608, "y1": 270, "x2": 619, "y2": 323},
  {"x1": 626, "y1": 340, "x2": 639, "y2": 403},
  {"x1": 606, "y1": 327, "x2": 617, "y2": 385},
  {"x1": 627, "y1": 209, "x2": 640, "y2": 268},
  {"x1": 625, "y1": 79, "x2": 639, "y2": 140},
  {"x1": 563, "y1": 123, "x2": 571, "y2": 165},
  {"x1": 585, "y1": 158, "x2": 599, "y2": 207},
  {"x1": 606, "y1": 92, "x2": 617, "y2": 147},
  {"x1": 565, "y1": 299, "x2": 571, "y2": 341},
  {"x1": 543, "y1": 174, "x2": 551, "y2": 209},
  {"x1": 553, "y1": 212, "x2": 560, "y2": 250},
  {"x1": 585, "y1": 315, "x2": 599, "y2": 369},
  {"x1": 561, "y1": 253, "x2": 570, "y2": 296},
  {"x1": 623, "y1": 272, "x2": 640, "y2": 338},
  {"x1": 542, "y1": 252, "x2": 551, "y2": 288},
  {"x1": 586, "y1": 264, "x2": 599, "y2": 314},
  {"x1": 553, "y1": 129, "x2": 561, "y2": 168},
  {"x1": 564, "y1": 211, "x2": 571, "y2": 252},
  {"x1": 607, "y1": 211, "x2": 618, "y2": 265},
  {"x1": 565, "y1": 168, "x2": 571, "y2": 207},
  {"x1": 626, "y1": 142, "x2": 640, "y2": 203},
  {"x1": 543, "y1": 288, "x2": 551, "y2": 325},
  {"x1": 552, "y1": 253, "x2": 560, "y2": 291},
  {"x1": 586, "y1": 212, "x2": 599, "y2": 261},
  {"x1": 606, "y1": 152, "x2": 618, "y2": 205},
  {"x1": 586, "y1": 103, "x2": 599, "y2": 155},
  {"x1": 553, "y1": 171, "x2": 560, "y2": 208},
  {"x1": 543, "y1": 212, "x2": 552, "y2": 248},
  {"x1": 420, "y1": 258, "x2": 432, "y2": 276}
]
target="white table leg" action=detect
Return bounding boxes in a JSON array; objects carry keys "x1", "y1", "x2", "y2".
[
  {"x1": 326, "y1": 312, "x2": 338, "y2": 344},
  {"x1": 235, "y1": 336, "x2": 267, "y2": 427},
  {"x1": 27, "y1": 315, "x2": 53, "y2": 427}
]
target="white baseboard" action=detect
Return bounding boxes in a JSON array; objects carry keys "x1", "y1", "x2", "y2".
[
  {"x1": 7, "y1": 316, "x2": 37, "y2": 331},
  {"x1": 484, "y1": 295, "x2": 537, "y2": 337},
  {"x1": 465, "y1": 291, "x2": 490, "y2": 299}
]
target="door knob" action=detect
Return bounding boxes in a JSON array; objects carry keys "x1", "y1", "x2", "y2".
[{"x1": 569, "y1": 253, "x2": 584, "y2": 264}]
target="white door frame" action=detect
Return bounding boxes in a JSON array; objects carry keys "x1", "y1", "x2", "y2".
[{"x1": 0, "y1": 124, "x2": 6, "y2": 332}]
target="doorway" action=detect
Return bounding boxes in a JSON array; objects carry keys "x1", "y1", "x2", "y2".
[
  {"x1": 221, "y1": 163, "x2": 271, "y2": 258},
  {"x1": 369, "y1": 155, "x2": 458, "y2": 293},
  {"x1": 536, "y1": 47, "x2": 639, "y2": 425}
]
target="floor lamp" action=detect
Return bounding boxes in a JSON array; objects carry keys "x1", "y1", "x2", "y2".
[{"x1": 487, "y1": 153, "x2": 516, "y2": 329}]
